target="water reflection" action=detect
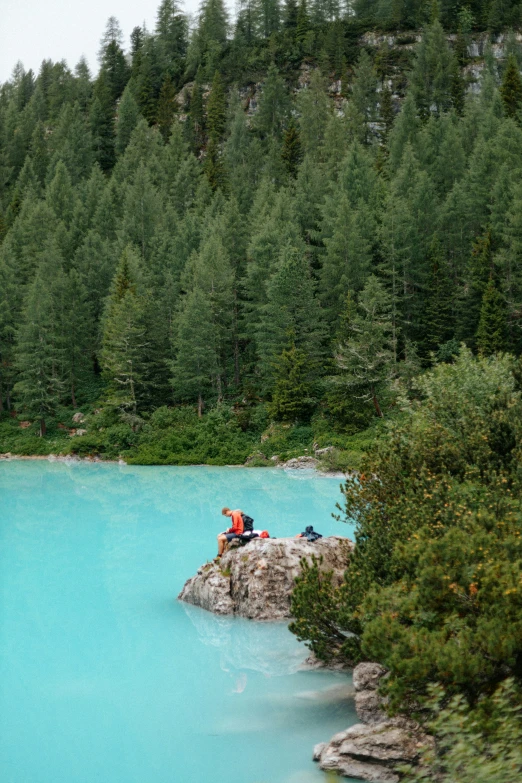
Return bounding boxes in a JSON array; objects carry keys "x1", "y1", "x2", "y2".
[{"x1": 182, "y1": 603, "x2": 308, "y2": 677}]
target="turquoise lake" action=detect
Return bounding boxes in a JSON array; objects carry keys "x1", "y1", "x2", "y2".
[{"x1": 0, "y1": 462, "x2": 358, "y2": 783}]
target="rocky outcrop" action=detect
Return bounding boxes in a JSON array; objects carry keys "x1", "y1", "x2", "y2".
[
  {"x1": 313, "y1": 662, "x2": 433, "y2": 782},
  {"x1": 178, "y1": 536, "x2": 353, "y2": 621}
]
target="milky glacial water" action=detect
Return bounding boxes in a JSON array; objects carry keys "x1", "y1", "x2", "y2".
[{"x1": 0, "y1": 462, "x2": 358, "y2": 783}]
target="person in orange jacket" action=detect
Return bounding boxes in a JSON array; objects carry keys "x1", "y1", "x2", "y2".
[{"x1": 216, "y1": 507, "x2": 244, "y2": 558}]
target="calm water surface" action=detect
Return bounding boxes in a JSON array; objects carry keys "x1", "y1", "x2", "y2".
[{"x1": 0, "y1": 463, "x2": 357, "y2": 783}]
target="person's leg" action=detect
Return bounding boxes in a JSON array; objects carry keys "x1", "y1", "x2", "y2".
[{"x1": 217, "y1": 533, "x2": 227, "y2": 556}]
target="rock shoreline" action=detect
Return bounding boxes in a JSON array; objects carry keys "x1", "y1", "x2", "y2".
[
  {"x1": 178, "y1": 535, "x2": 353, "y2": 620},
  {"x1": 0, "y1": 453, "x2": 126, "y2": 465},
  {"x1": 313, "y1": 662, "x2": 433, "y2": 782}
]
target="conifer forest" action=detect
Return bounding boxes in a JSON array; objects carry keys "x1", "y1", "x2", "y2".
[
  {"x1": 4, "y1": 1, "x2": 522, "y2": 779},
  {"x1": 2, "y1": 0, "x2": 522, "y2": 468}
]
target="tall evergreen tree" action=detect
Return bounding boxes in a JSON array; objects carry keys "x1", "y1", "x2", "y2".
[
  {"x1": 410, "y1": 21, "x2": 456, "y2": 120},
  {"x1": 14, "y1": 258, "x2": 64, "y2": 435},
  {"x1": 268, "y1": 336, "x2": 316, "y2": 422},
  {"x1": 115, "y1": 85, "x2": 141, "y2": 156},
  {"x1": 100, "y1": 248, "x2": 149, "y2": 412},
  {"x1": 206, "y1": 71, "x2": 227, "y2": 142},
  {"x1": 171, "y1": 286, "x2": 217, "y2": 415},
  {"x1": 476, "y1": 278, "x2": 508, "y2": 356},
  {"x1": 334, "y1": 275, "x2": 395, "y2": 418},
  {"x1": 281, "y1": 117, "x2": 303, "y2": 177},
  {"x1": 500, "y1": 55, "x2": 522, "y2": 121},
  {"x1": 98, "y1": 17, "x2": 130, "y2": 103}
]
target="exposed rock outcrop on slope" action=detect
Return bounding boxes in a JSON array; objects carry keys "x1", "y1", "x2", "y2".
[
  {"x1": 313, "y1": 662, "x2": 433, "y2": 782},
  {"x1": 178, "y1": 536, "x2": 353, "y2": 621}
]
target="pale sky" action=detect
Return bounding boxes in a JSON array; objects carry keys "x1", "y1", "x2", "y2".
[{"x1": 0, "y1": 0, "x2": 209, "y2": 84}]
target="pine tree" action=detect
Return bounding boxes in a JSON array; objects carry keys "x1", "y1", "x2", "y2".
[
  {"x1": 254, "y1": 64, "x2": 291, "y2": 139},
  {"x1": 335, "y1": 275, "x2": 395, "y2": 418},
  {"x1": 297, "y1": 69, "x2": 330, "y2": 156},
  {"x1": 171, "y1": 286, "x2": 217, "y2": 415},
  {"x1": 98, "y1": 17, "x2": 130, "y2": 103},
  {"x1": 115, "y1": 85, "x2": 141, "y2": 156},
  {"x1": 379, "y1": 85, "x2": 395, "y2": 145},
  {"x1": 57, "y1": 269, "x2": 93, "y2": 407},
  {"x1": 187, "y1": 72, "x2": 206, "y2": 153},
  {"x1": 281, "y1": 118, "x2": 303, "y2": 177},
  {"x1": 296, "y1": 0, "x2": 310, "y2": 45},
  {"x1": 206, "y1": 71, "x2": 227, "y2": 142},
  {"x1": 157, "y1": 75, "x2": 178, "y2": 141},
  {"x1": 155, "y1": 0, "x2": 188, "y2": 77},
  {"x1": 422, "y1": 238, "x2": 455, "y2": 359},
  {"x1": 100, "y1": 248, "x2": 149, "y2": 412},
  {"x1": 90, "y1": 73, "x2": 115, "y2": 171},
  {"x1": 204, "y1": 137, "x2": 227, "y2": 191},
  {"x1": 476, "y1": 278, "x2": 508, "y2": 356},
  {"x1": 257, "y1": 245, "x2": 323, "y2": 382},
  {"x1": 14, "y1": 261, "x2": 64, "y2": 435},
  {"x1": 285, "y1": 0, "x2": 298, "y2": 28},
  {"x1": 410, "y1": 21, "x2": 456, "y2": 120},
  {"x1": 350, "y1": 50, "x2": 378, "y2": 145},
  {"x1": 500, "y1": 55, "x2": 522, "y2": 121},
  {"x1": 268, "y1": 337, "x2": 316, "y2": 422}
]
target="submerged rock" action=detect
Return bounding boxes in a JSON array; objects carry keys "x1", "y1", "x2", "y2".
[
  {"x1": 178, "y1": 536, "x2": 352, "y2": 621},
  {"x1": 314, "y1": 662, "x2": 433, "y2": 782}
]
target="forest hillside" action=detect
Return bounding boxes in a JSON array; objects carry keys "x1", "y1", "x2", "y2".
[{"x1": 2, "y1": 0, "x2": 522, "y2": 466}]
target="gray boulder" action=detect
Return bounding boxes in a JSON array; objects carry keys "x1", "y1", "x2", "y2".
[
  {"x1": 313, "y1": 662, "x2": 433, "y2": 781},
  {"x1": 314, "y1": 722, "x2": 428, "y2": 783},
  {"x1": 178, "y1": 536, "x2": 352, "y2": 620}
]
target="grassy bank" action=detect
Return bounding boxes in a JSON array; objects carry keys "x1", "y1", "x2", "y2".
[{"x1": 0, "y1": 404, "x2": 385, "y2": 471}]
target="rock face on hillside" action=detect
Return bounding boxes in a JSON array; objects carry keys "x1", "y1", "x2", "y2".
[
  {"x1": 178, "y1": 536, "x2": 353, "y2": 621},
  {"x1": 313, "y1": 662, "x2": 433, "y2": 782}
]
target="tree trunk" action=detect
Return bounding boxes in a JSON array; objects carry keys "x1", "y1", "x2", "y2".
[
  {"x1": 233, "y1": 289, "x2": 240, "y2": 386},
  {"x1": 71, "y1": 383, "x2": 77, "y2": 409},
  {"x1": 371, "y1": 386, "x2": 383, "y2": 418},
  {"x1": 40, "y1": 418, "x2": 47, "y2": 437},
  {"x1": 198, "y1": 393, "x2": 203, "y2": 418}
]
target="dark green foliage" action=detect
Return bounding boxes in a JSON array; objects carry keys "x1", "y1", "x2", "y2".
[
  {"x1": 156, "y1": 75, "x2": 178, "y2": 140},
  {"x1": 281, "y1": 118, "x2": 302, "y2": 176},
  {"x1": 422, "y1": 239, "x2": 455, "y2": 359},
  {"x1": 206, "y1": 71, "x2": 227, "y2": 142},
  {"x1": 476, "y1": 278, "x2": 508, "y2": 355},
  {"x1": 268, "y1": 338, "x2": 316, "y2": 422},
  {"x1": 291, "y1": 350, "x2": 522, "y2": 709},
  {"x1": 500, "y1": 55, "x2": 522, "y2": 120}
]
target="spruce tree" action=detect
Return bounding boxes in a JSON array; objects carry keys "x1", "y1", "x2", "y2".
[
  {"x1": 268, "y1": 337, "x2": 316, "y2": 422},
  {"x1": 281, "y1": 118, "x2": 303, "y2": 177},
  {"x1": 98, "y1": 17, "x2": 130, "y2": 103},
  {"x1": 206, "y1": 71, "x2": 227, "y2": 142},
  {"x1": 335, "y1": 275, "x2": 395, "y2": 418},
  {"x1": 500, "y1": 55, "x2": 522, "y2": 121},
  {"x1": 100, "y1": 249, "x2": 150, "y2": 412},
  {"x1": 422, "y1": 238, "x2": 455, "y2": 359},
  {"x1": 156, "y1": 75, "x2": 178, "y2": 141},
  {"x1": 297, "y1": 69, "x2": 330, "y2": 156},
  {"x1": 14, "y1": 262, "x2": 64, "y2": 435},
  {"x1": 410, "y1": 21, "x2": 455, "y2": 120},
  {"x1": 171, "y1": 286, "x2": 217, "y2": 416},
  {"x1": 257, "y1": 245, "x2": 323, "y2": 382},
  {"x1": 115, "y1": 85, "x2": 141, "y2": 156},
  {"x1": 254, "y1": 64, "x2": 291, "y2": 139},
  {"x1": 476, "y1": 278, "x2": 508, "y2": 356},
  {"x1": 350, "y1": 50, "x2": 378, "y2": 145},
  {"x1": 90, "y1": 73, "x2": 115, "y2": 171}
]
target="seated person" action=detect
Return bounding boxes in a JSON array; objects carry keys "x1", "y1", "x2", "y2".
[{"x1": 216, "y1": 507, "x2": 244, "y2": 558}]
